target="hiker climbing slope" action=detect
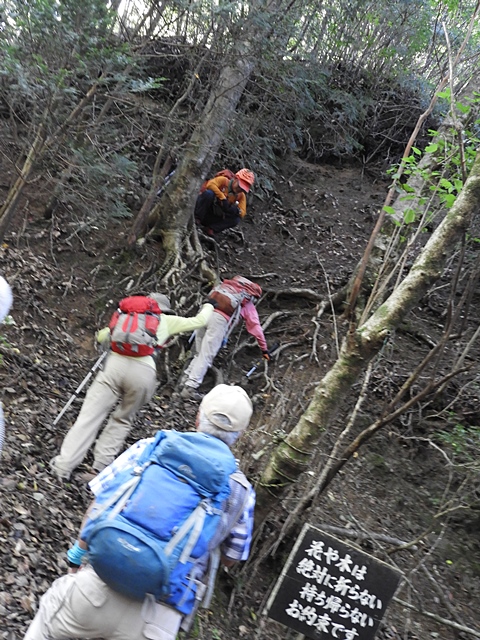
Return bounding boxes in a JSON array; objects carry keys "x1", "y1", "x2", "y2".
[
  {"x1": 25, "y1": 385, "x2": 255, "y2": 640},
  {"x1": 180, "y1": 276, "x2": 270, "y2": 401},
  {"x1": 50, "y1": 293, "x2": 214, "y2": 481},
  {"x1": 194, "y1": 168, "x2": 255, "y2": 235}
]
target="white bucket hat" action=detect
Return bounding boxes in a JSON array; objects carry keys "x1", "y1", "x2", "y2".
[{"x1": 200, "y1": 384, "x2": 253, "y2": 432}]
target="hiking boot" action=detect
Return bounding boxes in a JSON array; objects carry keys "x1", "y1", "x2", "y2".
[
  {"x1": 180, "y1": 386, "x2": 204, "y2": 401},
  {"x1": 49, "y1": 457, "x2": 71, "y2": 481}
]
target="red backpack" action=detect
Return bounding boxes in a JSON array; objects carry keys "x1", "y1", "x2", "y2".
[
  {"x1": 199, "y1": 169, "x2": 236, "y2": 194},
  {"x1": 109, "y1": 296, "x2": 161, "y2": 357},
  {"x1": 208, "y1": 276, "x2": 262, "y2": 316}
]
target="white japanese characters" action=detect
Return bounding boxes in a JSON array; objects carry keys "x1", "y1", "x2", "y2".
[{"x1": 266, "y1": 526, "x2": 401, "y2": 640}]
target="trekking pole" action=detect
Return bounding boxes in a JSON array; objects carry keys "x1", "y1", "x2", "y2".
[
  {"x1": 221, "y1": 305, "x2": 241, "y2": 348},
  {"x1": 53, "y1": 351, "x2": 108, "y2": 426},
  {"x1": 245, "y1": 342, "x2": 280, "y2": 378}
]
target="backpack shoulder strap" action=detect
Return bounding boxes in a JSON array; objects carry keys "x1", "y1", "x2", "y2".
[{"x1": 230, "y1": 469, "x2": 251, "y2": 491}]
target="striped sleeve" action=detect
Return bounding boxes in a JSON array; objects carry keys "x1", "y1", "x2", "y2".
[{"x1": 220, "y1": 485, "x2": 256, "y2": 562}]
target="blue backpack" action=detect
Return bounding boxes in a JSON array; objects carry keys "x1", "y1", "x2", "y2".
[{"x1": 81, "y1": 430, "x2": 237, "y2": 614}]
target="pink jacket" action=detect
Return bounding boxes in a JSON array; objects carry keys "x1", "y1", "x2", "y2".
[{"x1": 215, "y1": 300, "x2": 267, "y2": 351}]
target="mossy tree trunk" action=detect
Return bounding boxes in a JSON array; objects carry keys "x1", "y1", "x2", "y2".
[{"x1": 256, "y1": 150, "x2": 480, "y2": 522}]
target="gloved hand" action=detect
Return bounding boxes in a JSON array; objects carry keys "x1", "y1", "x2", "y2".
[
  {"x1": 96, "y1": 327, "x2": 111, "y2": 346},
  {"x1": 262, "y1": 349, "x2": 271, "y2": 361},
  {"x1": 66, "y1": 541, "x2": 87, "y2": 568}
]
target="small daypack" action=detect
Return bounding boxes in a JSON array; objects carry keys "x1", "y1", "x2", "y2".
[
  {"x1": 209, "y1": 276, "x2": 262, "y2": 316},
  {"x1": 109, "y1": 296, "x2": 161, "y2": 357},
  {"x1": 82, "y1": 431, "x2": 237, "y2": 614},
  {"x1": 199, "y1": 169, "x2": 235, "y2": 194}
]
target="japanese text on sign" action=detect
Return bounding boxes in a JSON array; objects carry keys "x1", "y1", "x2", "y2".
[{"x1": 265, "y1": 525, "x2": 401, "y2": 640}]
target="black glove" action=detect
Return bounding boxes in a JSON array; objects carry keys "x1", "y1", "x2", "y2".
[
  {"x1": 206, "y1": 297, "x2": 218, "y2": 308},
  {"x1": 262, "y1": 349, "x2": 271, "y2": 361}
]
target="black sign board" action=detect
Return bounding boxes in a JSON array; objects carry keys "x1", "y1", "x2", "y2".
[{"x1": 265, "y1": 524, "x2": 402, "y2": 640}]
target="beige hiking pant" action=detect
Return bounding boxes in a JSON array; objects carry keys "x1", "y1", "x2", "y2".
[
  {"x1": 184, "y1": 312, "x2": 228, "y2": 389},
  {"x1": 52, "y1": 352, "x2": 157, "y2": 478},
  {"x1": 24, "y1": 566, "x2": 182, "y2": 640}
]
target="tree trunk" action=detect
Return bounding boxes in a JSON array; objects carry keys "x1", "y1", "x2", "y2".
[
  {"x1": 148, "y1": 41, "x2": 255, "y2": 254},
  {"x1": 0, "y1": 118, "x2": 47, "y2": 240},
  {"x1": 0, "y1": 80, "x2": 102, "y2": 240},
  {"x1": 255, "y1": 150, "x2": 480, "y2": 522},
  {"x1": 127, "y1": 30, "x2": 216, "y2": 247},
  {"x1": 143, "y1": 1, "x2": 284, "y2": 262}
]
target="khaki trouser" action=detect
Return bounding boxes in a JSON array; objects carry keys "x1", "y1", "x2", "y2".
[
  {"x1": 52, "y1": 353, "x2": 157, "y2": 478},
  {"x1": 184, "y1": 312, "x2": 228, "y2": 389},
  {"x1": 24, "y1": 566, "x2": 182, "y2": 640}
]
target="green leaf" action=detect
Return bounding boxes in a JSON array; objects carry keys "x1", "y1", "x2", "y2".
[
  {"x1": 404, "y1": 209, "x2": 416, "y2": 224},
  {"x1": 456, "y1": 101, "x2": 470, "y2": 114},
  {"x1": 412, "y1": 147, "x2": 421, "y2": 155},
  {"x1": 383, "y1": 205, "x2": 395, "y2": 215},
  {"x1": 424, "y1": 143, "x2": 438, "y2": 153},
  {"x1": 439, "y1": 178, "x2": 453, "y2": 191},
  {"x1": 442, "y1": 193, "x2": 456, "y2": 208}
]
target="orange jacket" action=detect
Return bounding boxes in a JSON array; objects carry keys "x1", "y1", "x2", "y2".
[{"x1": 204, "y1": 176, "x2": 247, "y2": 218}]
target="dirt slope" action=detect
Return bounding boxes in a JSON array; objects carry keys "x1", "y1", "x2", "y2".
[{"x1": 0, "y1": 156, "x2": 479, "y2": 640}]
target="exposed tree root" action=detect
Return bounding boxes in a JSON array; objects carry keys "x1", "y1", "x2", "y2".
[
  {"x1": 265, "y1": 286, "x2": 324, "y2": 302},
  {"x1": 156, "y1": 223, "x2": 217, "y2": 289}
]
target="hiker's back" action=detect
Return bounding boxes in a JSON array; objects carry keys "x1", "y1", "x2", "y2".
[
  {"x1": 82, "y1": 430, "x2": 237, "y2": 614},
  {"x1": 199, "y1": 169, "x2": 236, "y2": 194},
  {"x1": 209, "y1": 276, "x2": 262, "y2": 316},
  {"x1": 108, "y1": 295, "x2": 161, "y2": 357}
]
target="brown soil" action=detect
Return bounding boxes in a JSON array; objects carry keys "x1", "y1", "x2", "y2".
[{"x1": 0, "y1": 155, "x2": 479, "y2": 640}]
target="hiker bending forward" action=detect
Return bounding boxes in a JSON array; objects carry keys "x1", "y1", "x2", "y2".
[
  {"x1": 50, "y1": 293, "x2": 214, "y2": 480},
  {"x1": 194, "y1": 168, "x2": 255, "y2": 235},
  {"x1": 180, "y1": 276, "x2": 269, "y2": 401},
  {"x1": 25, "y1": 385, "x2": 255, "y2": 640}
]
